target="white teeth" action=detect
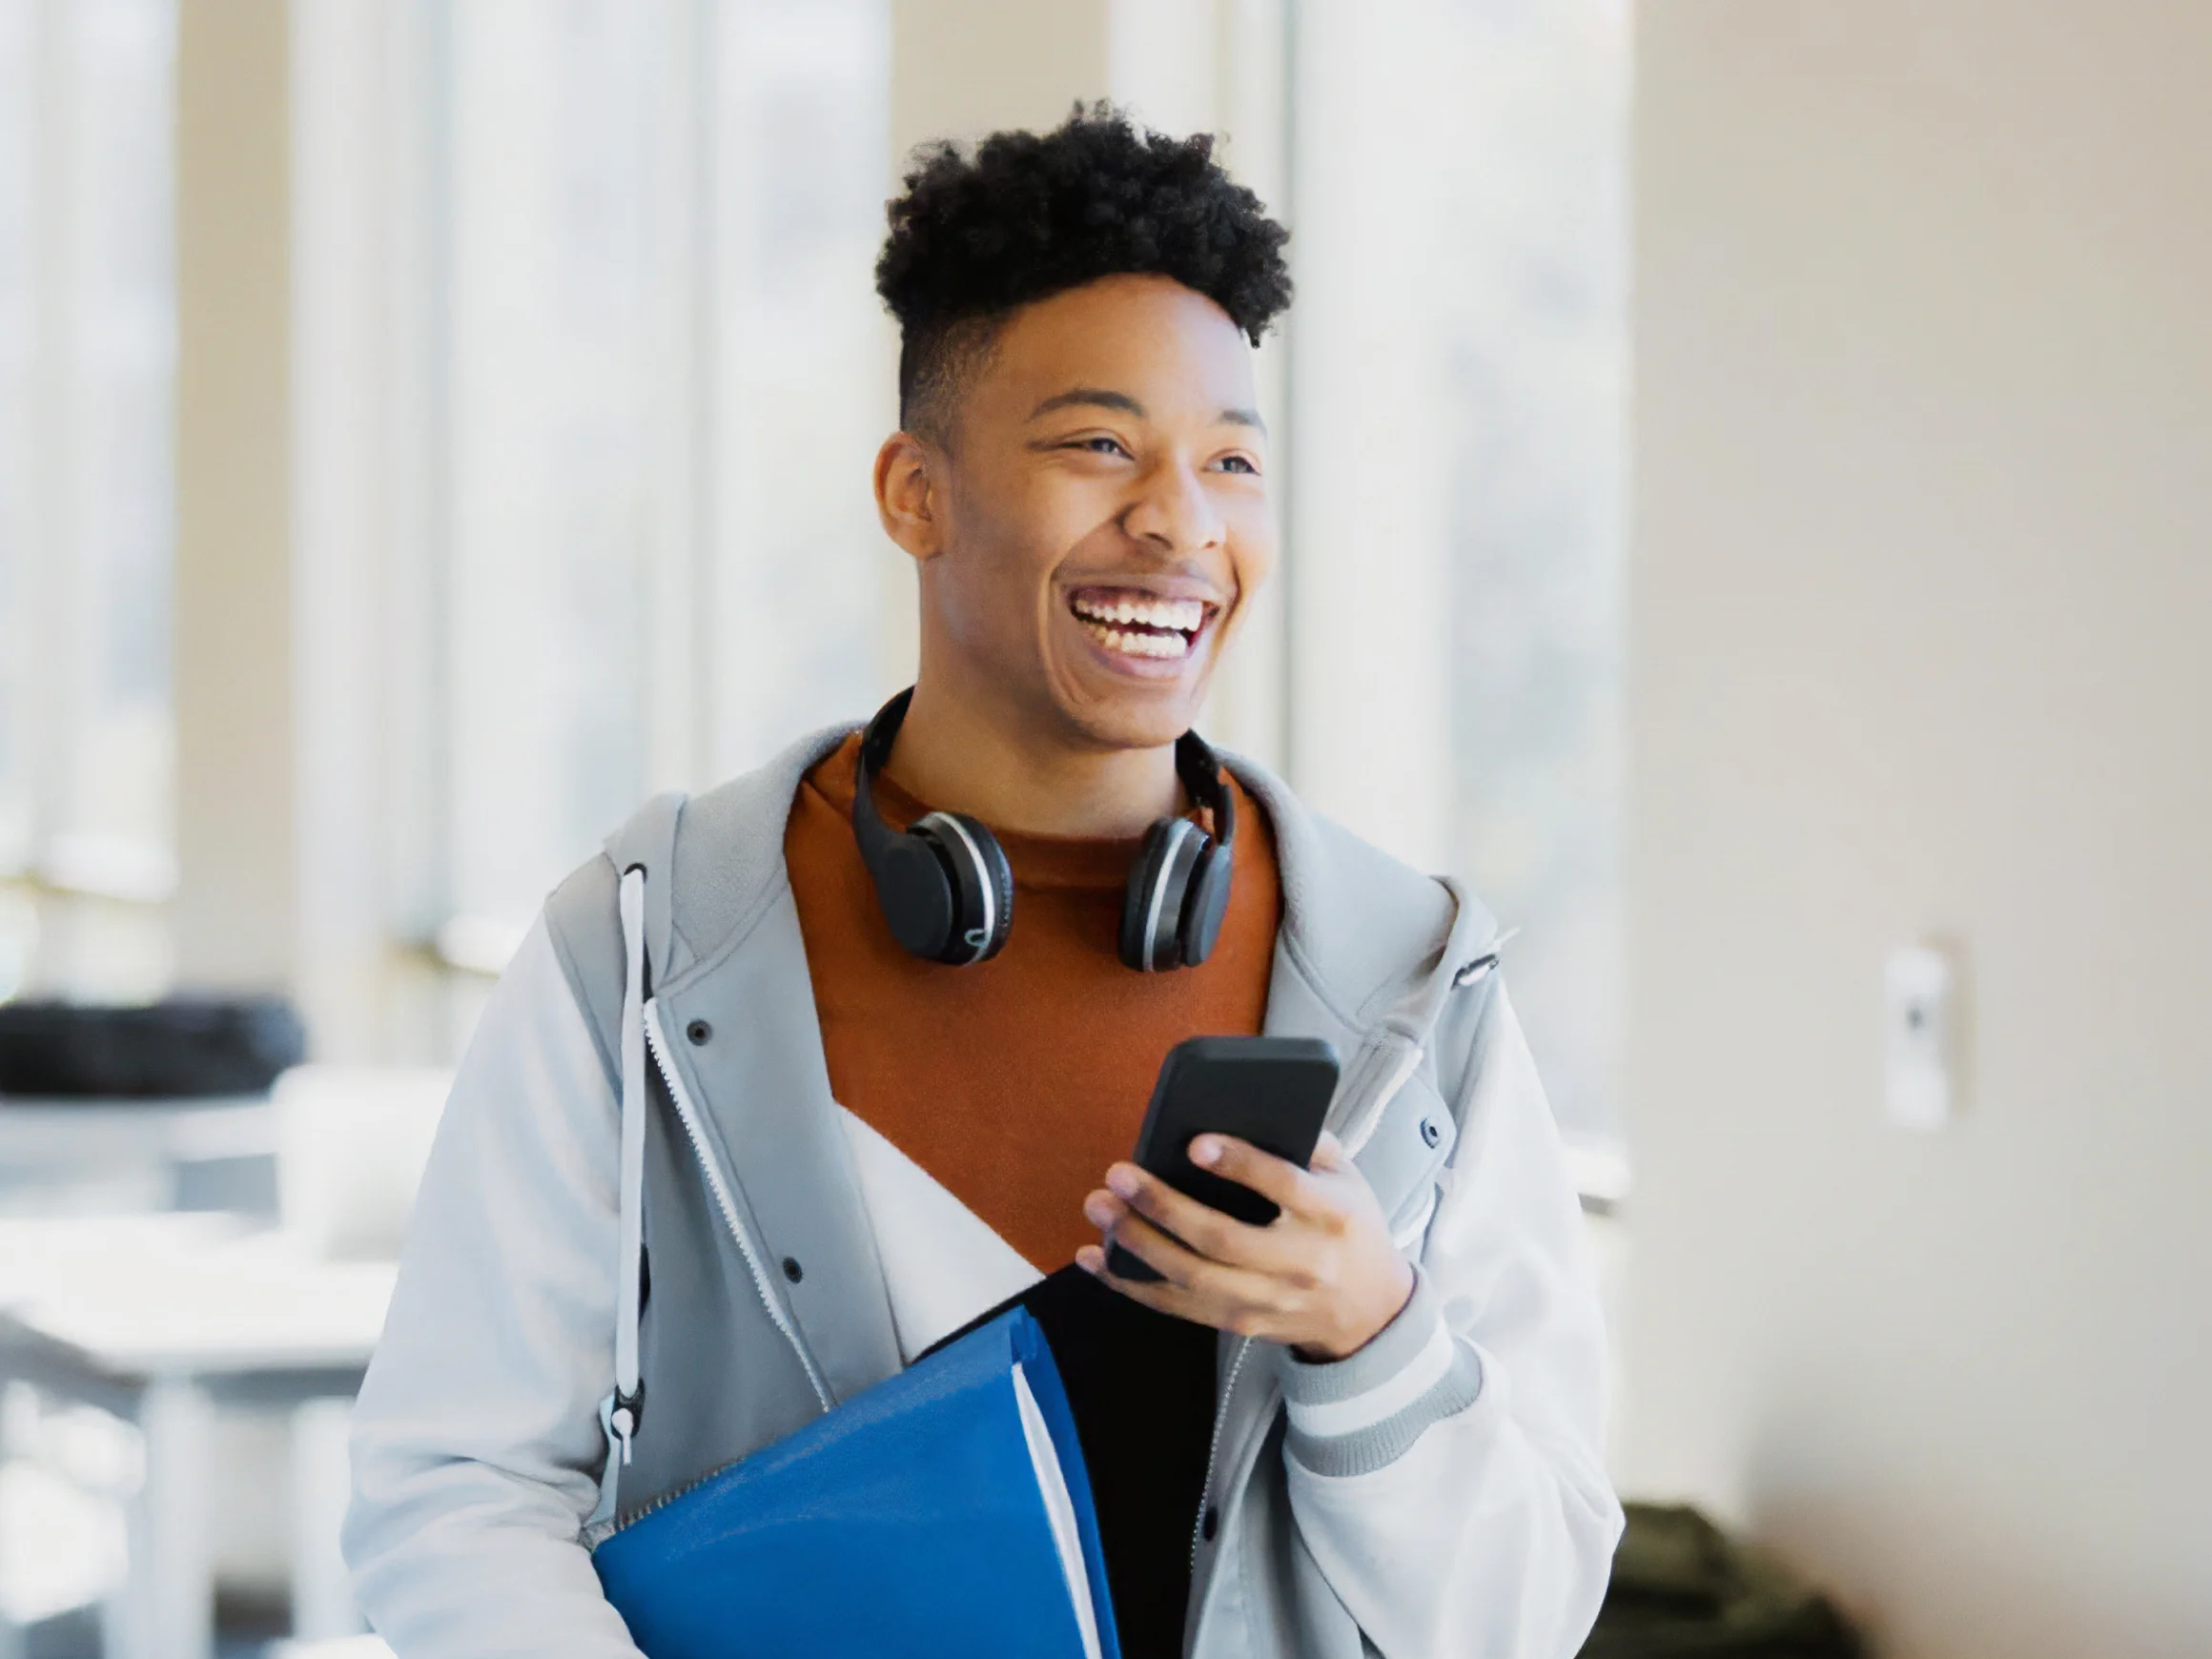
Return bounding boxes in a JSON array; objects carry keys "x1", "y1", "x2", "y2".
[
  {"x1": 1070, "y1": 592, "x2": 1206, "y2": 633},
  {"x1": 1084, "y1": 620, "x2": 1192, "y2": 660}
]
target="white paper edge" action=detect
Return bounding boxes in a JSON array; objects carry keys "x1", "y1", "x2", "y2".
[{"x1": 1012, "y1": 1361, "x2": 1103, "y2": 1659}]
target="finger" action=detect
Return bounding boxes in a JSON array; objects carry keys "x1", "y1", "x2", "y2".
[
  {"x1": 1308, "y1": 1130, "x2": 1348, "y2": 1172},
  {"x1": 1079, "y1": 1227, "x2": 1287, "y2": 1337},
  {"x1": 1107, "y1": 1163, "x2": 1291, "y2": 1270},
  {"x1": 1184, "y1": 1135, "x2": 1326, "y2": 1216},
  {"x1": 1083, "y1": 1188, "x2": 1127, "y2": 1233},
  {"x1": 1076, "y1": 1243, "x2": 1209, "y2": 1322},
  {"x1": 1096, "y1": 1204, "x2": 1208, "y2": 1288},
  {"x1": 1101, "y1": 1206, "x2": 1286, "y2": 1313}
]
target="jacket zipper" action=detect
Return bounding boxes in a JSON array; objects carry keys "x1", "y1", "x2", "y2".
[
  {"x1": 596, "y1": 1442, "x2": 739, "y2": 1538},
  {"x1": 1190, "y1": 1334, "x2": 1256, "y2": 1570},
  {"x1": 643, "y1": 998, "x2": 833, "y2": 1410}
]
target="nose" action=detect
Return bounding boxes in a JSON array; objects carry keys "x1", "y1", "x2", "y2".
[{"x1": 1119, "y1": 454, "x2": 1225, "y2": 559}]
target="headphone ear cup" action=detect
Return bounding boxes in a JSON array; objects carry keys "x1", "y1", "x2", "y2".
[
  {"x1": 870, "y1": 834, "x2": 957, "y2": 959},
  {"x1": 1177, "y1": 839, "x2": 1234, "y2": 968},
  {"x1": 912, "y1": 811, "x2": 1013, "y2": 965},
  {"x1": 1118, "y1": 822, "x2": 1173, "y2": 971},
  {"x1": 1119, "y1": 818, "x2": 1209, "y2": 973},
  {"x1": 954, "y1": 812, "x2": 1014, "y2": 963}
]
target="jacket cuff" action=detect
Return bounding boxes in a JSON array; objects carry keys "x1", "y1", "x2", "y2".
[{"x1": 1274, "y1": 1264, "x2": 1484, "y2": 1478}]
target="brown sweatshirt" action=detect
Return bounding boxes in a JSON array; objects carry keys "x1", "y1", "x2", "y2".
[{"x1": 783, "y1": 732, "x2": 1282, "y2": 1271}]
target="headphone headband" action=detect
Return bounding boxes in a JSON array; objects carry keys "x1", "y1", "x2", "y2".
[
  {"x1": 1173, "y1": 727, "x2": 1235, "y2": 854},
  {"x1": 850, "y1": 686, "x2": 913, "y2": 866},
  {"x1": 850, "y1": 687, "x2": 1236, "y2": 972}
]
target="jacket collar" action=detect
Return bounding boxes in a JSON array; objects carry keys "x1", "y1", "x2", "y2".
[
  {"x1": 644, "y1": 722, "x2": 1497, "y2": 1424},
  {"x1": 663, "y1": 723, "x2": 1497, "y2": 1046}
]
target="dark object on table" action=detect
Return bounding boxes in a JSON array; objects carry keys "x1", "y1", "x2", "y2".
[
  {"x1": 1580, "y1": 1503, "x2": 1863, "y2": 1658},
  {"x1": 0, "y1": 996, "x2": 305, "y2": 1098}
]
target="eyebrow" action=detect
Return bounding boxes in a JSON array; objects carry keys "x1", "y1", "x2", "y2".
[
  {"x1": 1027, "y1": 386, "x2": 1268, "y2": 434},
  {"x1": 1028, "y1": 387, "x2": 1146, "y2": 420}
]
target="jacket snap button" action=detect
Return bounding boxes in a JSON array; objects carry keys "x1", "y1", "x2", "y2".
[
  {"x1": 1201, "y1": 1505, "x2": 1219, "y2": 1542},
  {"x1": 1420, "y1": 1117, "x2": 1442, "y2": 1149},
  {"x1": 781, "y1": 1257, "x2": 804, "y2": 1283},
  {"x1": 686, "y1": 1019, "x2": 712, "y2": 1046}
]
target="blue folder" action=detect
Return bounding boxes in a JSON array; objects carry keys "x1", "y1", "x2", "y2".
[{"x1": 593, "y1": 1306, "x2": 1122, "y2": 1659}]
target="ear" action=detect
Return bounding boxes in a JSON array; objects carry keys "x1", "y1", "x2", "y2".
[{"x1": 873, "y1": 431, "x2": 948, "y2": 564}]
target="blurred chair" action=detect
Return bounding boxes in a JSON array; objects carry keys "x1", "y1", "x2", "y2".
[
  {"x1": 0, "y1": 1098, "x2": 276, "y2": 1220},
  {"x1": 275, "y1": 1068, "x2": 451, "y2": 1263}
]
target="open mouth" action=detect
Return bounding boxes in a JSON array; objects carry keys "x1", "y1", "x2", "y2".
[{"x1": 1067, "y1": 586, "x2": 1217, "y2": 663}]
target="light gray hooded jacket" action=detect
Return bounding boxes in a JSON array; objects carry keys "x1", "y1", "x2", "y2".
[{"x1": 343, "y1": 726, "x2": 1622, "y2": 1658}]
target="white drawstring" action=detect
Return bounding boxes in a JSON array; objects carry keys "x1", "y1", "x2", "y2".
[{"x1": 611, "y1": 867, "x2": 647, "y2": 1467}]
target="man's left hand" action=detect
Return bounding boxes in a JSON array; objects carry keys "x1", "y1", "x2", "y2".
[{"x1": 1075, "y1": 1131, "x2": 1415, "y2": 1362}]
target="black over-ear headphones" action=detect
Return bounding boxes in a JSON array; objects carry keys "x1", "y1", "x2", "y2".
[{"x1": 850, "y1": 687, "x2": 1238, "y2": 972}]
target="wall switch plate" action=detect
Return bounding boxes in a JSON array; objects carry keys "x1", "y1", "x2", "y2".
[{"x1": 1885, "y1": 944, "x2": 1959, "y2": 1130}]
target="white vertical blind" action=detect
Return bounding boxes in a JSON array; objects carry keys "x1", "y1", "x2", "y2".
[{"x1": 0, "y1": 0, "x2": 177, "y2": 999}]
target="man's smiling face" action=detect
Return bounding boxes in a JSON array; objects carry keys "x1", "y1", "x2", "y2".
[{"x1": 913, "y1": 273, "x2": 1275, "y2": 753}]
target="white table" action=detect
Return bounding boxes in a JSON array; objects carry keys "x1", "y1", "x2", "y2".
[
  {"x1": 0, "y1": 1215, "x2": 395, "y2": 1659},
  {"x1": 0, "y1": 1099, "x2": 276, "y2": 1214}
]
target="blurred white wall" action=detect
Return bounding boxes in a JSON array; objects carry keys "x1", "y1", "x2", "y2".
[{"x1": 1621, "y1": 5, "x2": 2212, "y2": 1656}]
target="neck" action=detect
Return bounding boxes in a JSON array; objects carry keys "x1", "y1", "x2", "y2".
[{"x1": 883, "y1": 675, "x2": 1180, "y2": 839}]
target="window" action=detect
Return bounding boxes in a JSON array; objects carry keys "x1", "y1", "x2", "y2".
[
  {"x1": 1288, "y1": 0, "x2": 1628, "y2": 1137},
  {"x1": 439, "y1": 0, "x2": 679, "y2": 940},
  {"x1": 0, "y1": 0, "x2": 177, "y2": 1001},
  {"x1": 1437, "y1": 0, "x2": 1628, "y2": 1140},
  {"x1": 428, "y1": 0, "x2": 895, "y2": 959}
]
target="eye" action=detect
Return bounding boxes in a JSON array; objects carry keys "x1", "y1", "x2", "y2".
[
  {"x1": 1066, "y1": 435, "x2": 1132, "y2": 459},
  {"x1": 1215, "y1": 454, "x2": 1260, "y2": 476}
]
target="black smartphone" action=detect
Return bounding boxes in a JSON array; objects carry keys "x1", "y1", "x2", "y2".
[{"x1": 1104, "y1": 1035, "x2": 1342, "y2": 1282}]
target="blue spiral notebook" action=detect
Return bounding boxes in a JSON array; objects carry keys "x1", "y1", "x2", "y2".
[{"x1": 592, "y1": 1306, "x2": 1121, "y2": 1659}]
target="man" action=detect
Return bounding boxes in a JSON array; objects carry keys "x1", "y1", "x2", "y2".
[{"x1": 345, "y1": 108, "x2": 1621, "y2": 1658}]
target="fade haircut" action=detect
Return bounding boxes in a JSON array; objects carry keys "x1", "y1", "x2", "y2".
[{"x1": 874, "y1": 104, "x2": 1293, "y2": 444}]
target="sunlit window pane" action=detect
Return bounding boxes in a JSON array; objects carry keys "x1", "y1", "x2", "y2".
[
  {"x1": 441, "y1": 0, "x2": 666, "y2": 930},
  {"x1": 0, "y1": 0, "x2": 176, "y2": 997},
  {"x1": 1440, "y1": 0, "x2": 1628, "y2": 1138},
  {"x1": 439, "y1": 0, "x2": 893, "y2": 939},
  {"x1": 0, "y1": 0, "x2": 31, "y2": 872},
  {"x1": 52, "y1": 0, "x2": 175, "y2": 901},
  {"x1": 705, "y1": 0, "x2": 891, "y2": 777},
  {"x1": 1291, "y1": 0, "x2": 1627, "y2": 1137}
]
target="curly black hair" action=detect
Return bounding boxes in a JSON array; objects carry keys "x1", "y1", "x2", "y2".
[{"x1": 875, "y1": 104, "x2": 1292, "y2": 441}]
